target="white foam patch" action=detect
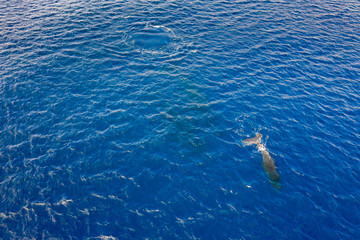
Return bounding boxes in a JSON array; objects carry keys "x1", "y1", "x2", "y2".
[{"x1": 257, "y1": 144, "x2": 266, "y2": 152}]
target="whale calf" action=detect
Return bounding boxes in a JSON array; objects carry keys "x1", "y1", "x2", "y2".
[{"x1": 243, "y1": 133, "x2": 280, "y2": 189}]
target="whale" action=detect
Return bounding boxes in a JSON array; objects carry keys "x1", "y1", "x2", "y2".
[{"x1": 243, "y1": 133, "x2": 280, "y2": 189}]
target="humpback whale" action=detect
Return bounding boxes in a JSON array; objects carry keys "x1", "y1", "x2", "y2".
[{"x1": 243, "y1": 133, "x2": 281, "y2": 189}]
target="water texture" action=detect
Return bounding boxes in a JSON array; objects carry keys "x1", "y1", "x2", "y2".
[{"x1": 1, "y1": 0, "x2": 360, "y2": 239}]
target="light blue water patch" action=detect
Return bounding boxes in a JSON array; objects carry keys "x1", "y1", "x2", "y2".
[
  {"x1": 132, "y1": 26, "x2": 174, "y2": 49},
  {"x1": 0, "y1": 0, "x2": 360, "y2": 239}
]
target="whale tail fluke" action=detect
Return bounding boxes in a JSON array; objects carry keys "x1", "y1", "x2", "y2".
[{"x1": 242, "y1": 133, "x2": 262, "y2": 145}]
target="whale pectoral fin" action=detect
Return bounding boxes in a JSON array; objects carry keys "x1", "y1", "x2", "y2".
[{"x1": 270, "y1": 181, "x2": 281, "y2": 189}]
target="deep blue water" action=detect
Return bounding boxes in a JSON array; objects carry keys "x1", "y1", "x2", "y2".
[{"x1": 1, "y1": 0, "x2": 360, "y2": 239}]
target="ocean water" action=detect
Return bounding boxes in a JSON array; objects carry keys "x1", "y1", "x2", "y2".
[{"x1": 1, "y1": 0, "x2": 360, "y2": 239}]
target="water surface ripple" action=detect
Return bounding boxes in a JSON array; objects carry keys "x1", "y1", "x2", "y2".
[{"x1": 1, "y1": 0, "x2": 360, "y2": 239}]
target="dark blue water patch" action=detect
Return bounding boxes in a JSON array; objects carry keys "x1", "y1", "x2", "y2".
[
  {"x1": 131, "y1": 26, "x2": 174, "y2": 49},
  {"x1": 1, "y1": 0, "x2": 360, "y2": 239}
]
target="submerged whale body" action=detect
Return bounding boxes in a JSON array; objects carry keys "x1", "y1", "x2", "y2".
[{"x1": 243, "y1": 133, "x2": 281, "y2": 189}]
